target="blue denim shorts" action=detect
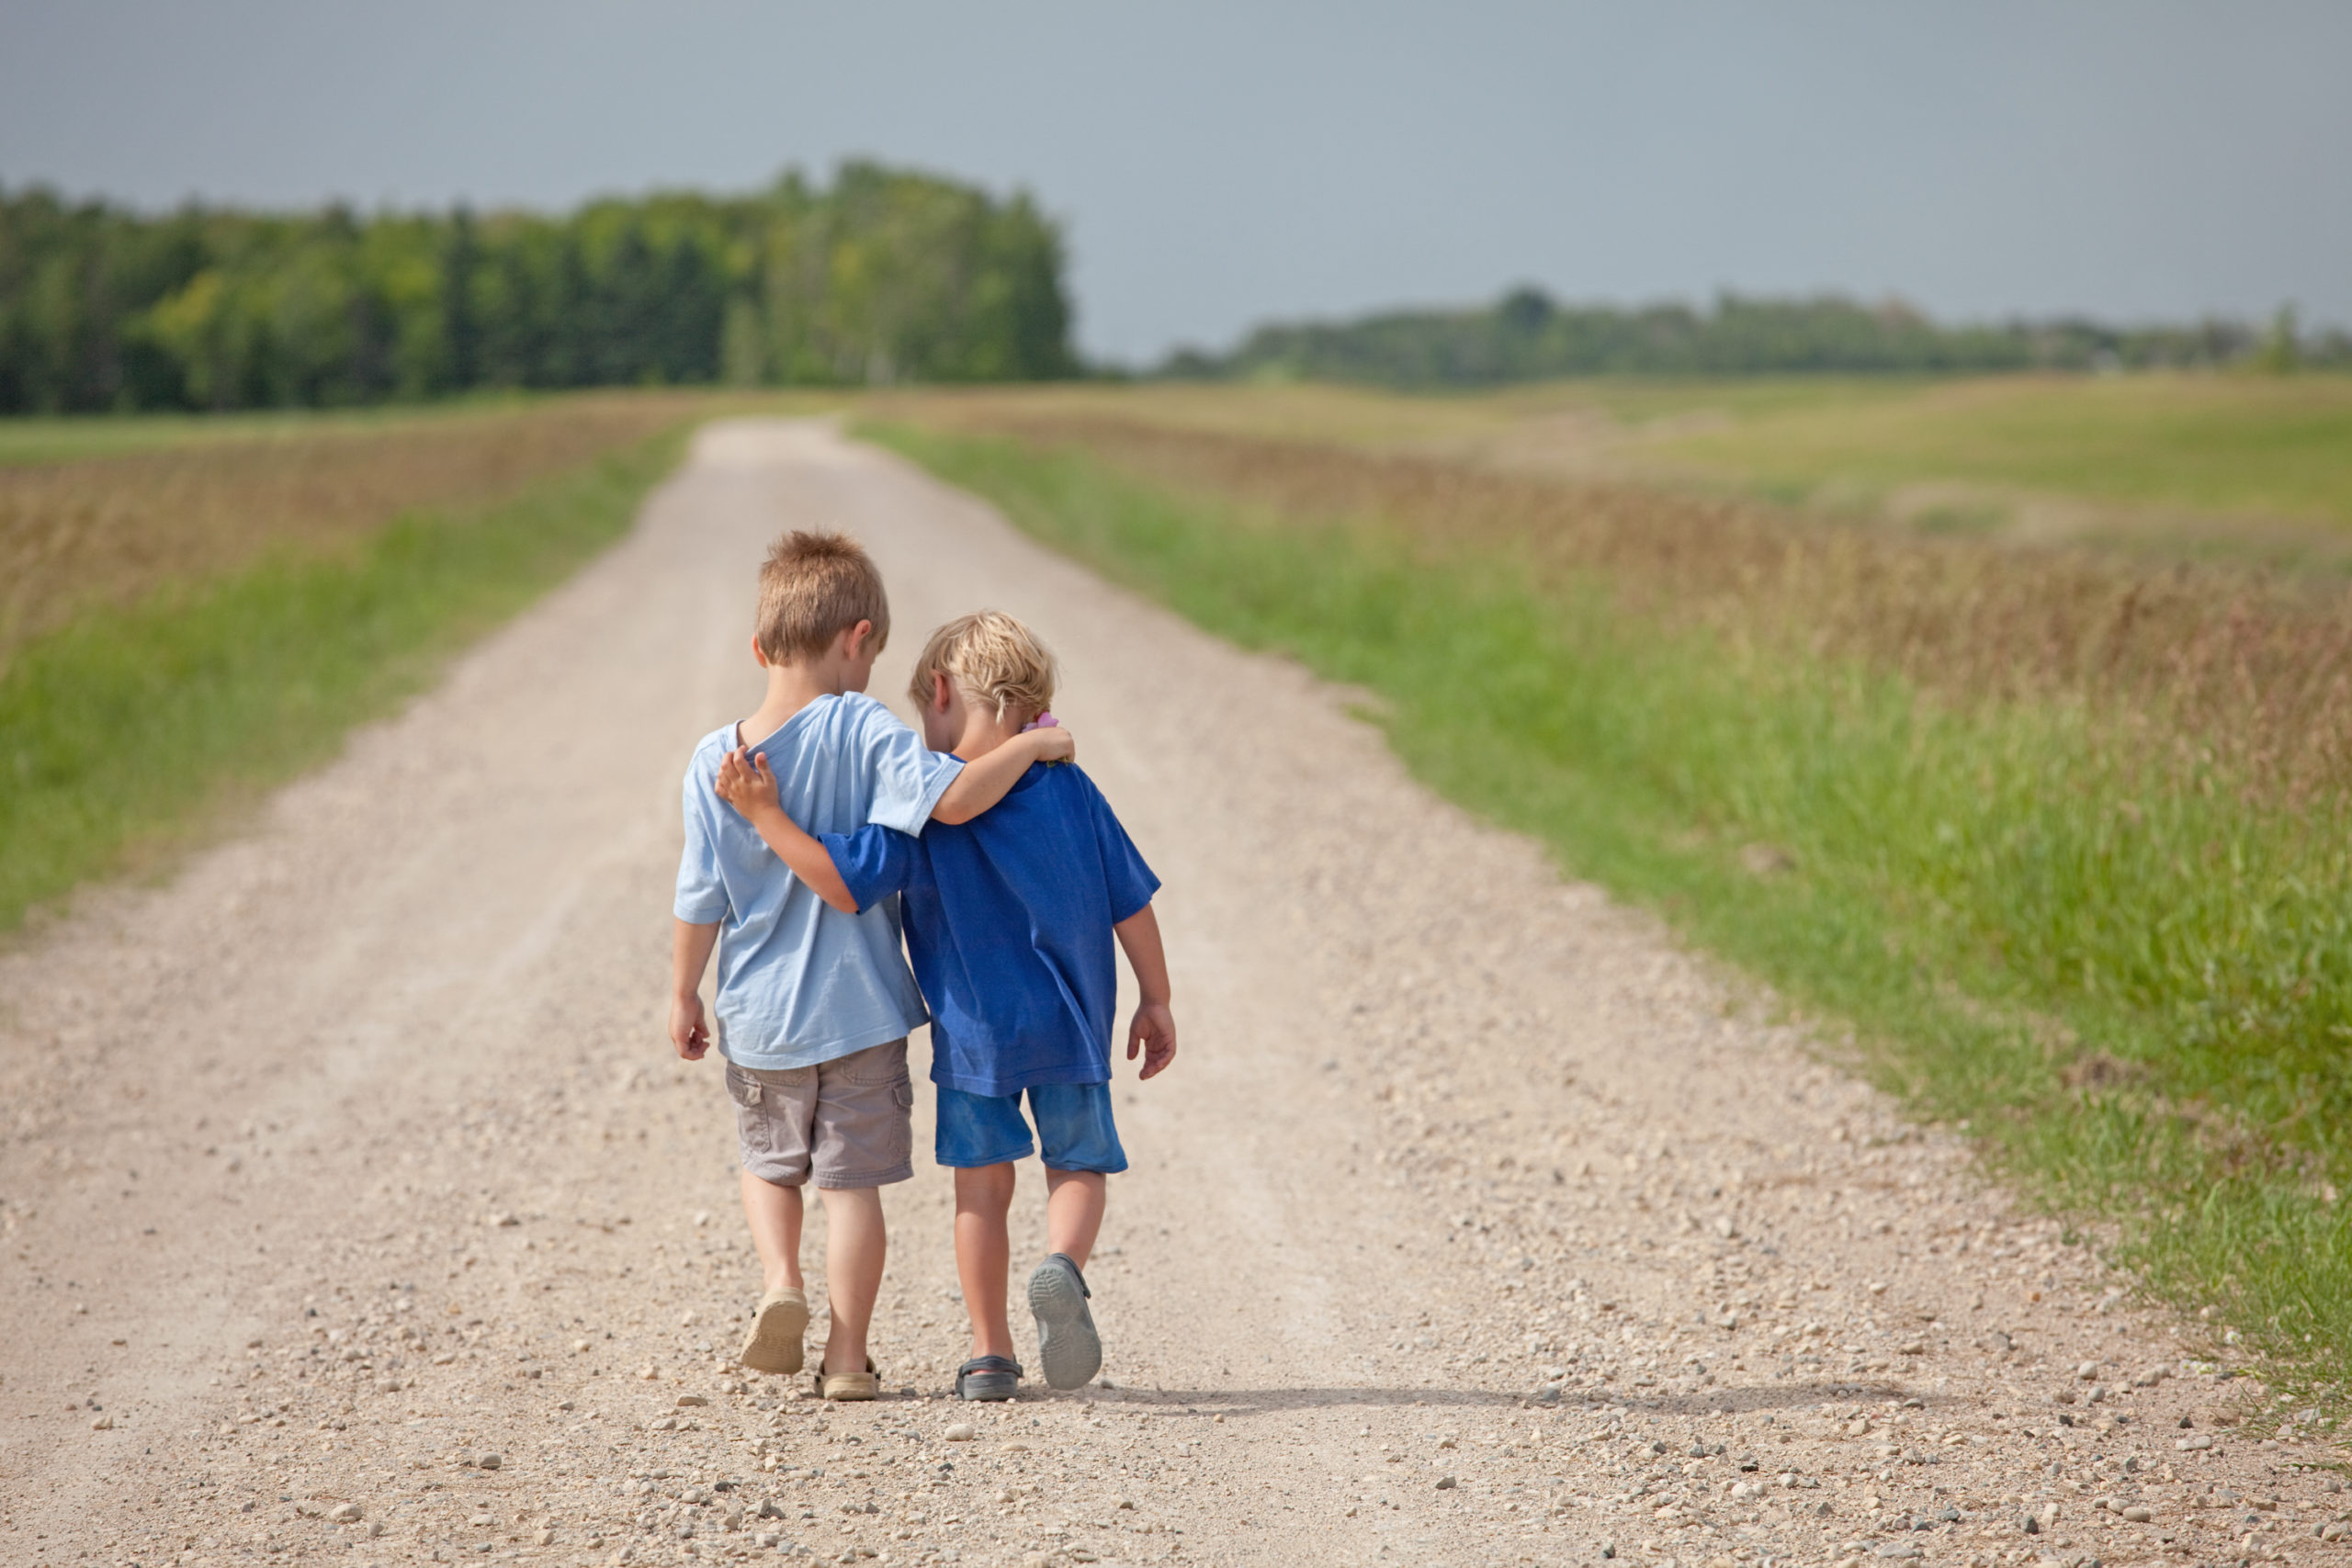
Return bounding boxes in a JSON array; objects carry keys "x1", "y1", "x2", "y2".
[{"x1": 934, "y1": 1082, "x2": 1127, "y2": 1173}]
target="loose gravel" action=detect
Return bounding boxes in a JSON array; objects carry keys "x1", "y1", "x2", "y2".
[{"x1": 1, "y1": 421, "x2": 2344, "y2": 1568}]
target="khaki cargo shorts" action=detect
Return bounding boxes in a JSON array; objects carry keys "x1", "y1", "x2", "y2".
[{"x1": 723, "y1": 1038, "x2": 914, "y2": 1190}]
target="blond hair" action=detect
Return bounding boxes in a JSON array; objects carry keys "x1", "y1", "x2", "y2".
[
  {"x1": 755, "y1": 530, "x2": 891, "y2": 662},
  {"x1": 908, "y1": 611, "x2": 1057, "y2": 723}
]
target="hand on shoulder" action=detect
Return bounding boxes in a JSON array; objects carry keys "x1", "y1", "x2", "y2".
[
  {"x1": 1025, "y1": 723, "x2": 1077, "y2": 765},
  {"x1": 714, "y1": 747, "x2": 778, "y2": 817}
]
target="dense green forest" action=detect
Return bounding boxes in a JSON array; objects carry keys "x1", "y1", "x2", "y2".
[
  {"x1": 0, "y1": 162, "x2": 1075, "y2": 412},
  {"x1": 1165, "y1": 287, "x2": 2351, "y2": 386}
]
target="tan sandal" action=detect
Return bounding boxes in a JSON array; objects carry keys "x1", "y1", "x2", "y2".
[
  {"x1": 739, "y1": 1287, "x2": 808, "y2": 1376},
  {"x1": 813, "y1": 1356, "x2": 881, "y2": 1401}
]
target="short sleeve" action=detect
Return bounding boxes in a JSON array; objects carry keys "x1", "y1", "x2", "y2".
[
  {"x1": 1083, "y1": 775, "x2": 1159, "y2": 923},
  {"x1": 854, "y1": 698, "x2": 964, "y2": 834},
  {"x1": 673, "y1": 760, "x2": 731, "y2": 923},
  {"x1": 822, "y1": 825, "x2": 919, "y2": 914}
]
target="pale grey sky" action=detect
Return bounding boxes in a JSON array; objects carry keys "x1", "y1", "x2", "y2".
[{"x1": 2, "y1": 1, "x2": 2345, "y2": 363}]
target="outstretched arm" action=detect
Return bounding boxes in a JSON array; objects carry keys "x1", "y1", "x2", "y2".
[
  {"x1": 713, "y1": 749, "x2": 859, "y2": 914},
  {"x1": 931, "y1": 725, "x2": 1076, "y2": 825},
  {"x1": 1114, "y1": 903, "x2": 1176, "y2": 1079}
]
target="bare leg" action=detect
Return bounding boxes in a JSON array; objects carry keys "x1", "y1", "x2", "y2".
[
  {"x1": 817, "y1": 1185, "x2": 887, "y2": 1375},
  {"x1": 954, "y1": 1164, "x2": 1019, "y2": 1360},
  {"x1": 1031, "y1": 1169, "x2": 1109, "y2": 1391},
  {"x1": 1044, "y1": 1169, "x2": 1106, "y2": 1269},
  {"x1": 739, "y1": 1170, "x2": 805, "y2": 1295}
]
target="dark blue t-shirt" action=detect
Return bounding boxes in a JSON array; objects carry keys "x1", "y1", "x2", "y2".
[{"x1": 823, "y1": 761, "x2": 1159, "y2": 1098}]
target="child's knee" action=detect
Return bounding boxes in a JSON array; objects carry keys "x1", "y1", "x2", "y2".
[
  {"x1": 954, "y1": 1162, "x2": 1018, "y2": 1202},
  {"x1": 817, "y1": 1181, "x2": 887, "y2": 1208}
]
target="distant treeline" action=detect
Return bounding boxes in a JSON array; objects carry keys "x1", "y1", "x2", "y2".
[
  {"x1": 0, "y1": 162, "x2": 1076, "y2": 413},
  {"x1": 1163, "y1": 288, "x2": 2350, "y2": 385}
]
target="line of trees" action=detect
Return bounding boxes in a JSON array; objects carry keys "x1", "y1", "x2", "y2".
[
  {"x1": 0, "y1": 162, "x2": 1077, "y2": 413},
  {"x1": 1162, "y1": 288, "x2": 2352, "y2": 385}
]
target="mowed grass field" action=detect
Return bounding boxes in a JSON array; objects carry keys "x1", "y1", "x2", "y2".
[
  {"x1": 937, "y1": 372, "x2": 2352, "y2": 563},
  {"x1": 867, "y1": 371, "x2": 2352, "y2": 1413},
  {"x1": 1633, "y1": 373, "x2": 2352, "y2": 540},
  {"x1": 0, "y1": 392, "x2": 763, "y2": 931}
]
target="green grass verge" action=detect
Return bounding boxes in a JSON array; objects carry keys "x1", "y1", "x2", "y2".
[
  {"x1": 0, "y1": 427, "x2": 689, "y2": 931},
  {"x1": 867, "y1": 419, "x2": 2352, "y2": 1415}
]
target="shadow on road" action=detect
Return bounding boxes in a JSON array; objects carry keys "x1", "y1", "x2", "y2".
[{"x1": 1004, "y1": 1380, "x2": 1955, "y2": 1419}]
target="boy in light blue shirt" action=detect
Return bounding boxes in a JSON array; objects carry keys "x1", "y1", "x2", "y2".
[
  {"x1": 716, "y1": 611, "x2": 1175, "y2": 1402},
  {"x1": 670, "y1": 534, "x2": 1071, "y2": 1399}
]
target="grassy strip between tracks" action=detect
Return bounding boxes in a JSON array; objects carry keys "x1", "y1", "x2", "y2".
[
  {"x1": 0, "y1": 425, "x2": 691, "y2": 932},
  {"x1": 866, "y1": 418, "x2": 2352, "y2": 1420}
]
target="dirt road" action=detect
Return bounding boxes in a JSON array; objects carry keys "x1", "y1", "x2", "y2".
[{"x1": 1, "y1": 421, "x2": 2339, "y2": 1568}]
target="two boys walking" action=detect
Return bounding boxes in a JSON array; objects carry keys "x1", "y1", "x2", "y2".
[{"x1": 669, "y1": 530, "x2": 1174, "y2": 1403}]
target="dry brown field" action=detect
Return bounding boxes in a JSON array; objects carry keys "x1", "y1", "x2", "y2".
[{"x1": 0, "y1": 392, "x2": 762, "y2": 668}]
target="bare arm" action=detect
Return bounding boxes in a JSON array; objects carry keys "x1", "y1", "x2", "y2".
[
  {"x1": 670, "y1": 919, "x2": 721, "y2": 1060},
  {"x1": 1114, "y1": 903, "x2": 1176, "y2": 1079},
  {"x1": 713, "y1": 749, "x2": 858, "y2": 914},
  {"x1": 932, "y1": 726, "x2": 1077, "y2": 825}
]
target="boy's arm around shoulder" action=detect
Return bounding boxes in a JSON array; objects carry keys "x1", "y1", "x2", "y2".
[
  {"x1": 712, "y1": 748, "x2": 859, "y2": 913},
  {"x1": 930, "y1": 724, "x2": 1076, "y2": 824},
  {"x1": 820, "y1": 822, "x2": 921, "y2": 913}
]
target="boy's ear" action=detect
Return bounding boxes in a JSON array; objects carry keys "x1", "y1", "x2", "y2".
[
  {"x1": 751, "y1": 636, "x2": 771, "y2": 670},
  {"x1": 930, "y1": 671, "x2": 955, "y2": 714},
  {"x1": 842, "y1": 619, "x2": 877, "y2": 660}
]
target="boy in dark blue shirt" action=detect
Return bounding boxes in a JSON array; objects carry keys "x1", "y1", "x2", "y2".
[{"x1": 714, "y1": 611, "x2": 1175, "y2": 1402}]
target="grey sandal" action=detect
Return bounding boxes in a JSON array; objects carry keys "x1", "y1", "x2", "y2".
[
  {"x1": 954, "y1": 1355, "x2": 1023, "y2": 1402},
  {"x1": 1028, "y1": 1253, "x2": 1102, "y2": 1391}
]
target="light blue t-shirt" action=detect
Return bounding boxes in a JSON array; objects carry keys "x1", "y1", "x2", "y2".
[{"x1": 673, "y1": 692, "x2": 964, "y2": 1069}]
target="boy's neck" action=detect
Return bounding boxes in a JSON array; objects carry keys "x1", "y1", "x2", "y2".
[
  {"x1": 741, "y1": 659, "x2": 852, "y2": 746},
  {"x1": 951, "y1": 705, "x2": 1035, "y2": 762}
]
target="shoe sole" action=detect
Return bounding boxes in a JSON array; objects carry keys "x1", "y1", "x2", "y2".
[
  {"x1": 738, "y1": 1293, "x2": 809, "y2": 1376},
  {"x1": 956, "y1": 1374, "x2": 1019, "y2": 1402},
  {"x1": 1027, "y1": 1259, "x2": 1102, "y2": 1391}
]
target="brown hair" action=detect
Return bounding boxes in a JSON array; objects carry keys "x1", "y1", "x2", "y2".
[
  {"x1": 907, "y1": 610, "x2": 1057, "y2": 722},
  {"x1": 754, "y1": 530, "x2": 890, "y2": 662}
]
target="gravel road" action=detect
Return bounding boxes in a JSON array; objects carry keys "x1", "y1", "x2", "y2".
[{"x1": 2, "y1": 421, "x2": 2342, "y2": 1568}]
